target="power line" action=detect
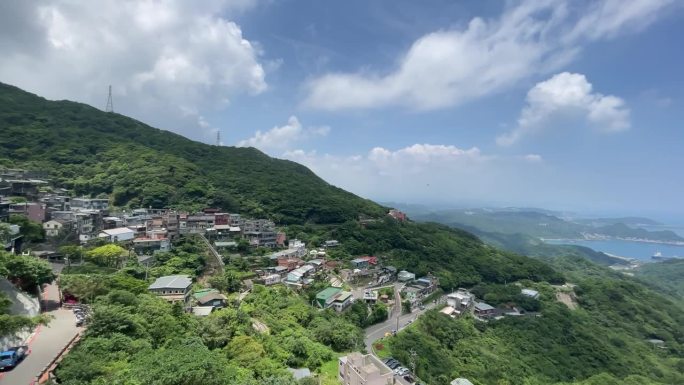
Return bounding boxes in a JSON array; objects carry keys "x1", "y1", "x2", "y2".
[{"x1": 105, "y1": 85, "x2": 114, "y2": 113}]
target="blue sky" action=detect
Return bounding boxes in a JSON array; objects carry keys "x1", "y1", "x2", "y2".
[{"x1": 1, "y1": 0, "x2": 683, "y2": 219}]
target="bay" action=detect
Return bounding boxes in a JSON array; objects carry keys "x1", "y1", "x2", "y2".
[{"x1": 544, "y1": 238, "x2": 684, "y2": 262}]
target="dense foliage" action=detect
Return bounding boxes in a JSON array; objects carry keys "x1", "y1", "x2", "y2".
[
  {"x1": 635, "y1": 259, "x2": 684, "y2": 297},
  {"x1": 382, "y1": 267, "x2": 684, "y2": 385},
  {"x1": 288, "y1": 219, "x2": 564, "y2": 290},
  {"x1": 0, "y1": 251, "x2": 54, "y2": 336},
  {"x1": 0, "y1": 82, "x2": 385, "y2": 224},
  {"x1": 55, "y1": 284, "x2": 363, "y2": 385}
]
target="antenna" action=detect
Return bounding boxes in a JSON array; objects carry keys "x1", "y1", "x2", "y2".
[
  {"x1": 216, "y1": 130, "x2": 221, "y2": 146},
  {"x1": 105, "y1": 85, "x2": 114, "y2": 113}
]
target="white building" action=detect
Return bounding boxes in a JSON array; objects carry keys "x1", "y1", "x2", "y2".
[
  {"x1": 43, "y1": 219, "x2": 66, "y2": 237},
  {"x1": 98, "y1": 227, "x2": 135, "y2": 242},
  {"x1": 339, "y1": 353, "x2": 393, "y2": 385}
]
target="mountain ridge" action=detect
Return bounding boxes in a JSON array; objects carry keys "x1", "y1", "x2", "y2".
[{"x1": 0, "y1": 82, "x2": 385, "y2": 224}]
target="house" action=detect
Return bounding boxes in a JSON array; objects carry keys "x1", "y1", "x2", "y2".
[
  {"x1": 331, "y1": 291, "x2": 354, "y2": 312},
  {"x1": 98, "y1": 227, "x2": 135, "y2": 242},
  {"x1": 243, "y1": 219, "x2": 278, "y2": 247},
  {"x1": 350, "y1": 257, "x2": 369, "y2": 269},
  {"x1": 276, "y1": 232, "x2": 287, "y2": 247},
  {"x1": 286, "y1": 264, "x2": 315, "y2": 283},
  {"x1": 338, "y1": 352, "x2": 393, "y2": 385},
  {"x1": 521, "y1": 289, "x2": 540, "y2": 299},
  {"x1": 271, "y1": 266, "x2": 288, "y2": 276},
  {"x1": 148, "y1": 275, "x2": 192, "y2": 304},
  {"x1": 450, "y1": 379, "x2": 474, "y2": 385},
  {"x1": 102, "y1": 216, "x2": 125, "y2": 229},
  {"x1": 192, "y1": 306, "x2": 214, "y2": 317},
  {"x1": 323, "y1": 240, "x2": 339, "y2": 248},
  {"x1": 315, "y1": 287, "x2": 342, "y2": 309},
  {"x1": 278, "y1": 257, "x2": 303, "y2": 271},
  {"x1": 193, "y1": 288, "x2": 227, "y2": 309},
  {"x1": 474, "y1": 302, "x2": 496, "y2": 318},
  {"x1": 397, "y1": 270, "x2": 416, "y2": 282},
  {"x1": 447, "y1": 289, "x2": 474, "y2": 313},
  {"x1": 388, "y1": 209, "x2": 407, "y2": 222},
  {"x1": 289, "y1": 239, "x2": 306, "y2": 249},
  {"x1": 414, "y1": 275, "x2": 439, "y2": 296},
  {"x1": 363, "y1": 290, "x2": 378, "y2": 303},
  {"x1": 441, "y1": 306, "x2": 456, "y2": 317},
  {"x1": 264, "y1": 273, "x2": 281, "y2": 285},
  {"x1": 133, "y1": 237, "x2": 171, "y2": 254},
  {"x1": 43, "y1": 219, "x2": 68, "y2": 237},
  {"x1": 307, "y1": 259, "x2": 324, "y2": 270},
  {"x1": 71, "y1": 197, "x2": 109, "y2": 211},
  {"x1": 9, "y1": 202, "x2": 46, "y2": 223}
]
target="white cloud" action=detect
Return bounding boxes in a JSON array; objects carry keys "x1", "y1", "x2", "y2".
[
  {"x1": 303, "y1": 0, "x2": 672, "y2": 111},
  {"x1": 283, "y1": 144, "x2": 557, "y2": 206},
  {"x1": 0, "y1": 0, "x2": 266, "y2": 141},
  {"x1": 497, "y1": 72, "x2": 630, "y2": 146},
  {"x1": 523, "y1": 154, "x2": 543, "y2": 162},
  {"x1": 237, "y1": 116, "x2": 330, "y2": 152}
]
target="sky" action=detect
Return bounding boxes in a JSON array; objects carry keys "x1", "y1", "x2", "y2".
[{"x1": 1, "y1": 0, "x2": 683, "y2": 219}]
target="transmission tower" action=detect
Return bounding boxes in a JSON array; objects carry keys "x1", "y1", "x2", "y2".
[
  {"x1": 216, "y1": 130, "x2": 221, "y2": 146},
  {"x1": 105, "y1": 85, "x2": 114, "y2": 113}
]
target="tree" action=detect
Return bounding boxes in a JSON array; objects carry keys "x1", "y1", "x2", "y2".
[
  {"x1": 9, "y1": 215, "x2": 45, "y2": 243},
  {"x1": 86, "y1": 244, "x2": 127, "y2": 268},
  {"x1": 402, "y1": 300, "x2": 412, "y2": 314},
  {"x1": 59, "y1": 245, "x2": 85, "y2": 266},
  {"x1": 0, "y1": 251, "x2": 55, "y2": 292},
  {"x1": 209, "y1": 270, "x2": 242, "y2": 293}
]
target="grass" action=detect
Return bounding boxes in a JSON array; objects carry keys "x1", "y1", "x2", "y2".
[{"x1": 319, "y1": 354, "x2": 344, "y2": 385}]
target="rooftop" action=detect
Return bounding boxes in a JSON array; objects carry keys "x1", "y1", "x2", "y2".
[
  {"x1": 101, "y1": 227, "x2": 134, "y2": 235},
  {"x1": 149, "y1": 275, "x2": 192, "y2": 290},
  {"x1": 316, "y1": 287, "x2": 342, "y2": 301},
  {"x1": 475, "y1": 302, "x2": 495, "y2": 311}
]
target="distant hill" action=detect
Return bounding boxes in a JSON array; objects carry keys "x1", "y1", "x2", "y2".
[
  {"x1": 575, "y1": 217, "x2": 662, "y2": 227},
  {"x1": 410, "y1": 208, "x2": 683, "y2": 243},
  {"x1": 0, "y1": 83, "x2": 385, "y2": 224},
  {"x1": 635, "y1": 259, "x2": 684, "y2": 297}
]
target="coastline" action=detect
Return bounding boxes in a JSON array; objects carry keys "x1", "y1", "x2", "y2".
[{"x1": 541, "y1": 237, "x2": 684, "y2": 247}]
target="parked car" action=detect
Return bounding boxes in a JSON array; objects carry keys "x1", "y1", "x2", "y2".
[
  {"x1": 387, "y1": 361, "x2": 401, "y2": 369},
  {"x1": 0, "y1": 346, "x2": 28, "y2": 370},
  {"x1": 404, "y1": 374, "x2": 415, "y2": 383},
  {"x1": 397, "y1": 367, "x2": 410, "y2": 376}
]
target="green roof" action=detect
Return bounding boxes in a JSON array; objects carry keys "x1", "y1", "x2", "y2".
[
  {"x1": 193, "y1": 288, "x2": 219, "y2": 300},
  {"x1": 316, "y1": 287, "x2": 342, "y2": 301}
]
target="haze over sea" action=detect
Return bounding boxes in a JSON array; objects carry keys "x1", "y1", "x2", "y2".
[{"x1": 546, "y1": 238, "x2": 684, "y2": 262}]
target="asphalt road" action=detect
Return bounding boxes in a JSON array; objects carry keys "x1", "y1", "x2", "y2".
[
  {"x1": 0, "y1": 283, "x2": 81, "y2": 385},
  {"x1": 363, "y1": 291, "x2": 445, "y2": 385}
]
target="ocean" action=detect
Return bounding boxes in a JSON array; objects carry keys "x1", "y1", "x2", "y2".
[{"x1": 544, "y1": 238, "x2": 684, "y2": 262}]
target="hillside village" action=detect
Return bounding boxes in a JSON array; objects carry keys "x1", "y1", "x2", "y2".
[{"x1": 0, "y1": 167, "x2": 555, "y2": 385}]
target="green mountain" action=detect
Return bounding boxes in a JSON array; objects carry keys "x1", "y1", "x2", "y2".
[
  {"x1": 0, "y1": 82, "x2": 384, "y2": 224},
  {"x1": 635, "y1": 258, "x2": 684, "y2": 297}
]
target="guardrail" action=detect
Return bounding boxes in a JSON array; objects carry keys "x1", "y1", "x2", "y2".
[
  {"x1": 31, "y1": 332, "x2": 82, "y2": 385},
  {"x1": 198, "y1": 233, "x2": 224, "y2": 270}
]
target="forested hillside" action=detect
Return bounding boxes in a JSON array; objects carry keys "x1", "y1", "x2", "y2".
[
  {"x1": 382, "y1": 257, "x2": 684, "y2": 385},
  {"x1": 0, "y1": 83, "x2": 384, "y2": 224}
]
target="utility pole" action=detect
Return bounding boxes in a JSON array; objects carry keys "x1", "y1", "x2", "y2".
[{"x1": 105, "y1": 85, "x2": 114, "y2": 113}]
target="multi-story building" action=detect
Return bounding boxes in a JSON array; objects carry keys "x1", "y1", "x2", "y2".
[
  {"x1": 148, "y1": 275, "x2": 193, "y2": 304},
  {"x1": 338, "y1": 353, "x2": 394, "y2": 385},
  {"x1": 9, "y1": 202, "x2": 47, "y2": 223},
  {"x1": 71, "y1": 197, "x2": 109, "y2": 211},
  {"x1": 243, "y1": 219, "x2": 277, "y2": 248}
]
